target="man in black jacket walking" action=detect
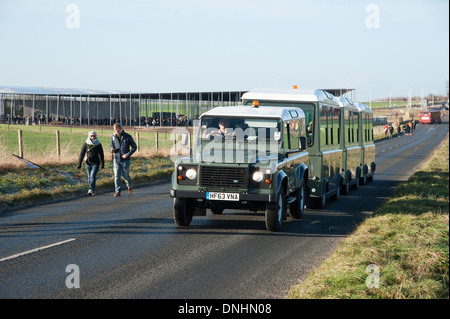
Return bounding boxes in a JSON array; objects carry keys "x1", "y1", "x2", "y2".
[{"x1": 110, "y1": 123, "x2": 137, "y2": 196}]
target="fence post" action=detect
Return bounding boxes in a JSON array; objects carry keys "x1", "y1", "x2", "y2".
[
  {"x1": 18, "y1": 130, "x2": 23, "y2": 158},
  {"x1": 135, "y1": 131, "x2": 140, "y2": 152},
  {"x1": 155, "y1": 132, "x2": 158, "y2": 151},
  {"x1": 56, "y1": 130, "x2": 61, "y2": 159}
]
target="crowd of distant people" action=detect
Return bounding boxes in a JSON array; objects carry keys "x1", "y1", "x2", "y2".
[
  {"x1": 0, "y1": 113, "x2": 194, "y2": 127},
  {"x1": 384, "y1": 120, "x2": 417, "y2": 139}
]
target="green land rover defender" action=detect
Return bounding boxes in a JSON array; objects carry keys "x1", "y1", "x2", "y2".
[{"x1": 170, "y1": 104, "x2": 310, "y2": 231}]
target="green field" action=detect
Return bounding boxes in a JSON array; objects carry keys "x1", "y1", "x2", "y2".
[
  {"x1": 0, "y1": 124, "x2": 175, "y2": 167},
  {"x1": 137, "y1": 100, "x2": 237, "y2": 118},
  {"x1": 361, "y1": 101, "x2": 410, "y2": 109}
]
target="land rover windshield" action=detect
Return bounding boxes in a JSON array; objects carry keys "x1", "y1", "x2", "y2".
[
  {"x1": 199, "y1": 116, "x2": 282, "y2": 142},
  {"x1": 195, "y1": 116, "x2": 282, "y2": 165}
]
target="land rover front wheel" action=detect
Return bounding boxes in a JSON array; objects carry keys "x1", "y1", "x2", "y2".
[
  {"x1": 173, "y1": 198, "x2": 194, "y2": 226},
  {"x1": 265, "y1": 188, "x2": 286, "y2": 232}
]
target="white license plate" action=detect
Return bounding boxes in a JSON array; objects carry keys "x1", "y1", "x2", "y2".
[{"x1": 206, "y1": 192, "x2": 239, "y2": 201}]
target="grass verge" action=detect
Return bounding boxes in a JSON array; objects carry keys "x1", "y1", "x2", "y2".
[{"x1": 287, "y1": 136, "x2": 449, "y2": 299}]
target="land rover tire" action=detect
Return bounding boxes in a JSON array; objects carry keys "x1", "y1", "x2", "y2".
[
  {"x1": 265, "y1": 187, "x2": 286, "y2": 231},
  {"x1": 173, "y1": 198, "x2": 194, "y2": 226},
  {"x1": 290, "y1": 183, "x2": 305, "y2": 219}
]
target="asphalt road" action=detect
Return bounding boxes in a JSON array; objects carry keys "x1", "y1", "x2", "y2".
[{"x1": 0, "y1": 116, "x2": 448, "y2": 299}]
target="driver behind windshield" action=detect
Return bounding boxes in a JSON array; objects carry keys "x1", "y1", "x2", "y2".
[{"x1": 205, "y1": 118, "x2": 235, "y2": 139}]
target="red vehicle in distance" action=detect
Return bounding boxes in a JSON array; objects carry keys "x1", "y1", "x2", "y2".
[{"x1": 419, "y1": 109, "x2": 441, "y2": 124}]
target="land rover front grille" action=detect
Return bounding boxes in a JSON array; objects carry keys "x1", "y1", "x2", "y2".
[{"x1": 199, "y1": 166, "x2": 248, "y2": 189}]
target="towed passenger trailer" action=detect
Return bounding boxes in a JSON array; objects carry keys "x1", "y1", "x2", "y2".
[
  {"x1": 241, "y1": 87, "x2": 376, "y2": 209},
  {"x1": 335, "y1": 96, "x2": 362, "y2": 193},
  {"x1": 355, "y1": 102, "x2": 376, "y2": 184},
  {"x1": 242, "y1": 88, "x2": 342, "y2": 208}
]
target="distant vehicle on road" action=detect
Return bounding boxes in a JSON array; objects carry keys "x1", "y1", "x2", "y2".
[{"x1": 419, "y1": 109, "x2": 441, "y2": 124}]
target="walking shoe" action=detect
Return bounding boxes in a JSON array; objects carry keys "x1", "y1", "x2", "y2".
[
  {"x1": 88, "y1": 189, "x2": 94, "y2": 196},
  {"x1": 114, "y1": 192, "x2": 120, "y2": 197},
  {"x1": 128, "y1": 187, "x2": 133, "y2": 194}
]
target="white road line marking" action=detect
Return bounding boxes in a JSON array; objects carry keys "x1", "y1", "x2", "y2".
[{"x1": 0, "y1": 238, "x2": 76, "y2": 263}]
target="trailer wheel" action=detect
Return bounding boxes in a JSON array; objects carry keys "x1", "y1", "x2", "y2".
[
  {"x1": 173, "y1": 198, "x2": 194, "y2": 226},
  {"x1": 360, "y1": 165, "x2": 368, "y2": 185},
  {"x1": 312, "y1": 191, "x2": 326, "y2": 209},
  {"x1": 290, "y1": 183, "x2": 305, "y2": 219},
  {"x1": 352, "y1": 168, "x2": 360, "y2": 190},
  {"x1": 331, "y1": 180, "x2": 340, "y2": 201},
  {"x1": 367, "y1": 163, "x2": 376, "y2": 182},
  {"x1": 265, "y1": 187, "x2": 286, "y2": 231},
  {"x1": 342, "y1": 174, "x2": 351, "y2": 195}
]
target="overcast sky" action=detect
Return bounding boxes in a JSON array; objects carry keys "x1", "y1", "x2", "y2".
[{"x1": 0, "y1": 0, "x2": 448, "y2": 100}]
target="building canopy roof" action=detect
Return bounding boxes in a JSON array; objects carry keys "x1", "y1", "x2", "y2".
[
  {"x1": 0, "y1": 86, "x2": 354, "y2": 100},
  {"x1": 0, "y1": 86, "x2": 247, "y2": 101},
  {"x1": 321, "y1": 88, "x2": 355, "y2": 97},
  {"x1": 0, "y1": 86, "x2": 127, "y2": 96}
]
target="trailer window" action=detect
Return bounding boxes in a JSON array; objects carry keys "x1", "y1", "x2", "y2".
[
  {"x1": 244, "y1": 101, "x2": 314, "y2": 146},
  {"x1": 320, "y1": 105, "x2": 328, "y2": 146},
  {"x1": 332, "y1": 107, "x2": 341, "y2": 145}
]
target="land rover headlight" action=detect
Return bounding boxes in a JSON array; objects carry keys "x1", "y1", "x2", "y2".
[
  {"x1": 185, "y1": 168, "x2": 197, "y2": 180},
  {"x1": 252, "y1": 170, "x2": 264, "y2": 183}
]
